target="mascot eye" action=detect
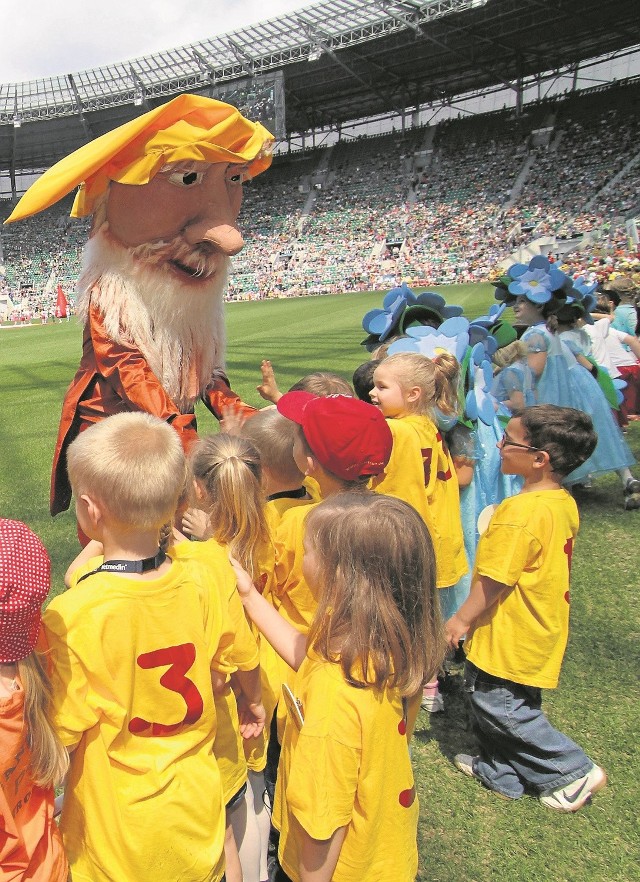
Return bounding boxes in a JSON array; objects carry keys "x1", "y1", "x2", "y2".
[
  {"x1": 227, "y1": 165, "x2": 249, "y2": 185},
  {"x1": 167, "y1": 170, "x2": 205, "y2": 187}
]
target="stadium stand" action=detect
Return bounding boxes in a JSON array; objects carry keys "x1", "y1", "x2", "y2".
[{"x1": 2, "y1": 81, "x2": 640, "y2": 317}]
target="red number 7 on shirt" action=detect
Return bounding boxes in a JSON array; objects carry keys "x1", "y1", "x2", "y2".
[{"x1": 128, "y1": 643, "x2": 204, "y2": 737}]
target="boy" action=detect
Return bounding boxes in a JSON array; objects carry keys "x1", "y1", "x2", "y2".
[
  {"x1": 43, "y1": 412, "x2": 236, "y2": 882},
  {"x1": 271, "y1": 390, "x2": 393, "y2": 634},
  {"x1": 269, "y1": 391, "x2": 393, "y2": 741},
  {"x1": 445, "y1": 405, "x2": 607, "y2": 812}
]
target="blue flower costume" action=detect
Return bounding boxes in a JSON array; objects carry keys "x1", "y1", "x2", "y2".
[
  {"x1": 492, "y1": 257, "x2": 639, "y2": 508},
  {"x1": 522, "y1": 323, "x2": 635, "y2": 483},
  {"x1": 491, "y1": 361, "x2": 536, "y2": 415}
]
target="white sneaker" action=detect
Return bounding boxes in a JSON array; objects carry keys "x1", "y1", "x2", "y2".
[
  {"x1": 539, "y1": 764, "x2": 607, "y2": 812},
  {"x1": 420, "y1": 692, "x2": 444, "y2": 713}
]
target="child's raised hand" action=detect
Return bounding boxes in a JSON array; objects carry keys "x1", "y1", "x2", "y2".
[
  {"x1": 219, "y1": 402, "x2": 249, "y2": 435},
  {"x1": 181, "y1": 508, "x2": 212, "y2": 541},
  {"x1": 229, "y1": 555, "x2": 256, "y2": 600},
  {"x1": 236, "y1": 693, "x2": 266, "y2": 739},
  {"x1": 256, "y1": 359, "x2": 282, "y2": 404}
]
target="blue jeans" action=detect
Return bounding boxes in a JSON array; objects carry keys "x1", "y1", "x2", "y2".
[{"x1": 463, "y1": 661, "x2": 593, "y2": 799}]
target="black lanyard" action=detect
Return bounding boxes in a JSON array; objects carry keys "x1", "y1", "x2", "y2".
[
  {"x1": 266, "y1": 487, "x2": 308, "y2": 502},
  {"x1": 76, "y1": 549, "x2": 167, "y2": 584}
]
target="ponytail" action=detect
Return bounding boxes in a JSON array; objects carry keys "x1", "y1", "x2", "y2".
[
  {"x1": 18, "y1": 651, "x2": 69, "y2": 788},
  {"x1": 190, "y1": 434, "x2": 270, "y2": 581},
  {"x1": 432, "y1": 352, "x2": 460, "y2": 416}
]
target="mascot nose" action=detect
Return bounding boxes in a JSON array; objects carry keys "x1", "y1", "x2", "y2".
[{"x1": 183, "y1": 220, "x2": 245, "y2": 256}]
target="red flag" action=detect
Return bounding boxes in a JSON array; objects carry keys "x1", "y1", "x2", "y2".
[{"x1": 56, "y1": 285, "x2": 68, "y2": 319}]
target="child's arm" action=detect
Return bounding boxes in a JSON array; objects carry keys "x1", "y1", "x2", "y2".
[
  {"x1": 64, "y1": 539, "x2": 104, "y2": 587},
  {"x1": 504, "y1": 389, "x2": 525, "y2": 412},
  {"x1": 256, "y1": 359, "x2": 283, "y2": 404},
  {"x1": 622, "y1": 333, "x2": 640, "y2": 360},
  {"x1": 230, "y1": 556, "x2": 307, "y2": 671},
  {"x1": 527, "y1": 349, "x2": 547, "y2": 377},
  {"x1": 575, "y1": 352, "x2": 597, "y2": 374},
  {"x1": 232, "y1": 665, "x2": 266, "y2": 739},
  {"x1": 297, "y1": 820, "x2": 348, "y2": 882},
  {"x1": 453, "y1": 456, "x2": 474, "y2": 488},
  {"x1": 445, "y1": 573, "x2": 510, "y2": 650}
]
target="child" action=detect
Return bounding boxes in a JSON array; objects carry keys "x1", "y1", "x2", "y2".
[
  {"x1": 446, "y1": 405, "x2": 607, "y2": 811},
  {"x1": 43, "y1": 412, "x2": 234, "y2": 882},
  {"x1": 268, "y1": 391, "x2": 392, "y2": 753},
  {"x1": 0, "y1": 519, "x2": 69, "y2": 882},
  {"x1": 352, "y1": 359, "x2": 380, "y2": 402},
  {"x1": 583, "y1": 302, "x2": 640, "y2": 427},
  {"x1": 257, "y1": 360, "x2": 353, "y2": 405},
  {"x1": 241, "y1": 407, "x2": 314, "y2": 518},
  {"x1": 491, "y1": 340, "x2": 535, "y2": 415},
  {"x1": 513, "y1": 293, "x2": 640, "y2": 506},
  {"x1": 271, "y1": 390, "x2": 393, "y2": 633},
  {"x1": 187, "y1": 433, "x2": 270, "y2": 882},
  {"x1": 369, "y1": 351, "x2": 467, "y2": 712},
  {"x1": 232, "y1": 492, "x2": 446, "y2": 882}
]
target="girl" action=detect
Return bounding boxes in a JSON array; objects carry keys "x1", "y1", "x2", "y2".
[
  {"x1": 513, "y1": 293, "x2": 640, "y2": 505},
  {"x1": 0, "y1": 518, "x2": 68, "y2": 882},
  {"x1": 369, "y1": 351, "x2": 467, "y2": 712},
  {"x1": 232, "y1": 492, "x2": 446, "y2": 882},
  {"x1": 491, "y1": 339, "x2": 535, "y2": 415},
  {"x1": 186, "y1": 434, "x2": 273, "y2": 882}
]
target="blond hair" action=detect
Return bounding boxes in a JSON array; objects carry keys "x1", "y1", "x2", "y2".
[
  {"x1": 382, "y1": 351, "x2": 459, "y2": 417},
  {"x1": 18, "y1": 651, "x2": 69, "y2": 788},
  {"x1": 305, "y1": 493, "x2": 445, "y2": 695},
  {"x1": 492, "y1": 340, "x2": 528, "y2": 371},
  {"x1": 67, "y1": 412, "x2": 187, "y2": 530},
  {"x1": 241, "y1": 409, "x2": 303, "y2": 486},
  {"x1": 190, "y1": 434, "x2": 270, "y2": 580},
  {"x1": 289, "y1": 371, "x2": 353, "y2": 397}
]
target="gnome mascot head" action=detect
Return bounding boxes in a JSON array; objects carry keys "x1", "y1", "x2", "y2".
[{"x1": 6, "y1": 95, "x2": 274, "y2": 515}]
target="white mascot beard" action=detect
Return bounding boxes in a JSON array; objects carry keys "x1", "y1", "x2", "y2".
[{"x1": 76, "y1": 223, "x2": 228, "y2": 412}]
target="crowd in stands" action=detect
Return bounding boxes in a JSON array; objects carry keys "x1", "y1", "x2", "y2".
[{"x1": 2, "y1": 81, "x2": 640, "y2": 319}]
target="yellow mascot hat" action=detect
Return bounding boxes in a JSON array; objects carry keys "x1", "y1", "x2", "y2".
[{"x1": 6, "y1": 93, "x2": 274, "y2": 223}]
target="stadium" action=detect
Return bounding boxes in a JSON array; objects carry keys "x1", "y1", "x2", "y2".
[
  {"x1": 1, "y1": 2, "x2": 639, "y2": 881},
  {"x1": 1, "y1": 0, "x2": 640, "y2": 317}
]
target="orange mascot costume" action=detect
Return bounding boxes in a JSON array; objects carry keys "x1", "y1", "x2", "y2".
[{"x1": 5, "y1": 95, "x2": 274, "y2": 515}]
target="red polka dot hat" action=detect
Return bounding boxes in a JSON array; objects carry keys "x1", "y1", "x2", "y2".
[{"x1": 0, "y1": 519, "x2": 50, "y2": 663}]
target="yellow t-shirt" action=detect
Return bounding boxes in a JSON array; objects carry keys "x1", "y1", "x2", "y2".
[
  {"x1": 43, "y1": 558, "x2": 231, "y2": 882},
  {"x1": 465, "y1": 489, "x2": 579, "y2": 689},
  {"x1": 244, "y1": 493, "x2": 317, "y2": 767},
  {"x1": 269, "y1": 501, "x2": 319, "y2": 629},
  {"x1": 171, "y1": 539, "x2": 260, "y2": 803},
  {"x1": 270, "y1": 502, "x2": 320, "y2": 740},
  {"x1": 274, "y1": 655, "x2": 419, "y2": 882},
  {"x1": 372, "y1": 414, "x2": 467, "y2": 588}
]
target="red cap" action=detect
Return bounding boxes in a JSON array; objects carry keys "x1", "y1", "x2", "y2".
[
  {"x1": 0, "y1": 519, "x2": 50, "y2": 663},
  {"x1": 277, "y1": 392, "x2": 392, "y2": 481}
]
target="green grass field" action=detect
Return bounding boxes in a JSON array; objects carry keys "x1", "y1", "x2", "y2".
[{"x1": 1, "y1": 283, "x2": 638, "y2": 881}]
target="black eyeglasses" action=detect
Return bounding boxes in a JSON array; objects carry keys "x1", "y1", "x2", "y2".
[{"x1": 499, "y1": 430, "x2": 543, "y2": 452}]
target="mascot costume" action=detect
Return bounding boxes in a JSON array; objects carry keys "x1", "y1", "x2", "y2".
[{"x1": 6, "y1": 94, "x2": 274, "y2": 516}]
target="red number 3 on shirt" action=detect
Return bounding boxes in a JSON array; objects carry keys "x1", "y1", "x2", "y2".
[{"x1": 128, "y1": 643, "x2": 204, "y2": 737}]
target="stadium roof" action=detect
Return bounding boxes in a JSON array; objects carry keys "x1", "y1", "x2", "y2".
[{"x1": 1, "y1": 0, "x2": 640, "y2": 181}]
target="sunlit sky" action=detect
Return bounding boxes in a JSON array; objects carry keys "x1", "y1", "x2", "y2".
[{"x1": 2, "y1": 0, "x2": 316, "y2": 81}]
